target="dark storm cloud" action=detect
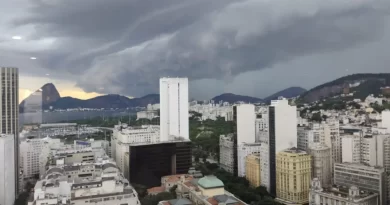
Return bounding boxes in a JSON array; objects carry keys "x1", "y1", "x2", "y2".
[{"x1": 10, "y1": 0, "x2": 390, "y2": 97}]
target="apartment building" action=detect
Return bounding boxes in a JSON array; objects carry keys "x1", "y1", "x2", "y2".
[
  {"x1": 0, "y1": 134, "x2": 15, "y2": 205},
  {"x1": 334, "y1": 163, "x2": 386, "y2": 205},
  {"x1": 342, "y1": 135, "x2": 361, "y2": 163},
  {"x1": 219, "y1": 134, "x2": 235, "y2": 174},
  {"x1": 237, "y1": 143, "x2": 261, "y2": 177},
  {"x1": 276, "y1": 147, "x2": 311, "y2": 204},
  {"x1": 245, "y1": 154, "x2": 261, "y2": 187}
]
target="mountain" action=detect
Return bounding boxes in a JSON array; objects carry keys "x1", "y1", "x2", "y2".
[
  {"x1": 19, "y1": 83, "x2": 61, "y2": 112},
  {"x1": 47, "y1": 94, "x2": 160, "y2": 110},
  {"x1": 19, "y1": 83, "x2": 160, "y2": 112},
  {"x1": 264, "y1": 87, "x2": 307, "y2": 102},
  {"x1": 211, "y1": 93, "x2": 263, "y2": 104},
  {"x1": 298, "y1": 73, "x2": 390, "y2": 103}
]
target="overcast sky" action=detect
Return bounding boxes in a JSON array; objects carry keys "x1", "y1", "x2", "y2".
[{"x1": 1, "y1": 0, "x2": 390, "y2": 101}]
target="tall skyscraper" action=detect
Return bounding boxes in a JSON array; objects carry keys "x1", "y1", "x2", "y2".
[
  {"x1": 0, "y1": 134, "x2": 15, "y2": 205},
  {"x1": 159, "y1": 77, "x2": 189, "y2": 141},
  {"x1": 0, "y1": 67, "x2": 19, "y2": 196},
  {"x1": 232, "y1": 104, "x2": 256, "y2": 176},
  {"x1": 261, "y1": 98, "x2": 297, "y2": 195}
]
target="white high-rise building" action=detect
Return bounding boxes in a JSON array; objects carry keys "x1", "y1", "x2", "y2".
[
  {"x1": 0, "y1": 134, "x2": 15, "y2": 205},
  {"x1": 382, "y1": 110, "x2": 390, "y2": 133},
  {"x1": 160, "y1": 77, "x2": 189, "y2": 141},
  {"x1": 0, "y1": 67, "x2": 19, "y2": 195},
  {"x1": 261, "y1": 98, "x2": 297, "y2": 195},
  {"x1": 236, "y1": 104, "x2": 256, "y2": 144},
  {"x1": 237, "y1": 143, "x2": 261, "y2": 177},
  {"x1": 20, "y1": 137, "x2": 48, "y2": 179},
  {"x1": 342, "y1": 135, "x2": 361, "y2": 163}
]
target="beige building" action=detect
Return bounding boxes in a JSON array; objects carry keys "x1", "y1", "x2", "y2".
[
  {"x1": 245, "y1": 154, "x2": 261, "y2": 187},
  {"x1": 276, "y1": 147, "x2": 311, "y2": 204}
]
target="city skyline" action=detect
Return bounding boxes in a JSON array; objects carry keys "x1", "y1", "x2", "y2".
[{"x1": 1, "y1": 0, "x2": 390, "y2": 100}]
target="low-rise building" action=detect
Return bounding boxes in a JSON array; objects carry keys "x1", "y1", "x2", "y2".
[
  {"x1": 28, "y1": 159, "x2": 140, "y2": 205},
  {"x1": 334, "y1": 163, "x2": 386, "y2": 205},
  {"x1": 310, "y1": 178, "x2": 379, "y2": 205},
  {"x1": 176, "y1": 175, "x2": 247, "y2": 205}
]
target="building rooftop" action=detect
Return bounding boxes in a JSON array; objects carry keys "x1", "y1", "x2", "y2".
[
  {"x1": 281, "y1": 147, "x2": 308, "y2": 154},
  {"x1": 316, "y1": 186, "x2": 378, "y2": 201},
  {"x1": 206, "y1": 195, "x2": 243, "y2": 205},
  {"x1": 197, "y1": 175, "x2": 224, "y2": 189},
  {"x1": 40, "y1": 123, "x2": 77, "y2": 128},
  {"x1": 167, "y1": 198, "x2": 193, "y2": 205},
  {"x1": 129, "y1": 139, "x2": 191, "y2": 146}
]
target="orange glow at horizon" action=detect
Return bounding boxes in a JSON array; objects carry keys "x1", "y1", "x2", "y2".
[{"x1": 18, "y1": 88, "x2": 103, "y2": 103}]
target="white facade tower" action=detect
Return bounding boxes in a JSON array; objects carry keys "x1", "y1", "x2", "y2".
[
  {"x1": 0, "y1": 134, "x2": 15, "y2": 205},
  {"x1": 159, "y1": 77, "x2": 189, "y2": 141},
  {"x1": 0, "y1": 67, "x2": 19, "y2": 196}
]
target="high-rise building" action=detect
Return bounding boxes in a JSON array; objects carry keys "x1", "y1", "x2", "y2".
[
  {"x1": 308, "y1": 144, "x2": 332, "y2": 187},
  {"x1": 341, "y1": 135, "x2": 361, "y2": 163},
  {"x1": 159, "y1": 77, "x2": 189, "y2": 141},
  {"x1": 231, "y1": 104, "x2": 256, "y2": 177},
  {"x1": 276, "y1": 148, "x2": 311, "y2": 204},
  {"x1": 20, "y1": 137, "x2": 48, "y2": 180},
  {"x1": 382, "y1": 110, "x2": 390, "y2": 133},
  {"x1": 237, "y1": 142, "x2": 261, "y2": 177},
  {"x1": 235, "y1": 104, "x2": 256, "y2": 144},
  {"x1": 0, "y1": 134, "x2": 15, "y2": 205},
  {"x1": 128, "y1": 141, "x2": 192, "y2": 187},
  {"x1": 334, "y1": 163, "x2": 387, "y2": 205},
  {"x1": 263, "y1": 98, "x2": 297, "y2": 195},
  {"x1": 219, "y1": 134, "x2": 234, "y2": 174},
  {"x1": 245, "y1": 154, "x2": 261, "y2": 187},
  {"x1": 0, "y1": 67, "x2": 19, "y2": 195},
  {"x1": 297, "y1": 126, "x2": 316, "y2": 151}
]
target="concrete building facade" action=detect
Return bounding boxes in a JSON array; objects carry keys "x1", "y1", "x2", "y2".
[
  {"x1": 245, "y1": 154, "x2": 261, "y2": 187},
  {"x1": 309, "y1": 178, "x2": 379, "y2": 205},
  {"x1": 334, "y1": 163, "x2": 387, "y2": 205},
  {"x1": 20, "y1": 137, "x2": 48, "y2": 179},
  {"x1": 237, "y1": 143, "x2": 261, "y2": 177},
  {"x1": 0, "y1": 134, "x2": 15, "y2": 205},
  {"x1": 0, "y1": 67, "x2": 19, "y2": 195},
  {"x1": 28, "y1": 159, "x2": 140, "y2": 205},
  {"x1": 276, "y1": 148, "x2": 311, "y2": 204},
  {"x1": 308, "y1": 144, "x2": 332, "y2": 188},
  {"x1": 219, "y1": 134, "x2": 234, "y2": 174},
  {"x1": 267, "y1": 98, "x2": 298, "y2": 195},
  {"x1": 160, "y1": 77, "x2": 189, "y2": 141},
  {"x1": 382, "y1": 110, "x2": 390, "y2": 133},
  {"x1": 342, "y1": 135, "x2": 361, "y2": 163}
]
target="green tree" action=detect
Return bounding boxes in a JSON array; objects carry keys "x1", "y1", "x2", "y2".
[
  {"x1": 311, "y1": 112, "x2": 322, "y2": 122},
  {"x1": 169, "y1": 185, "x2": 178, "y2": 198}
]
